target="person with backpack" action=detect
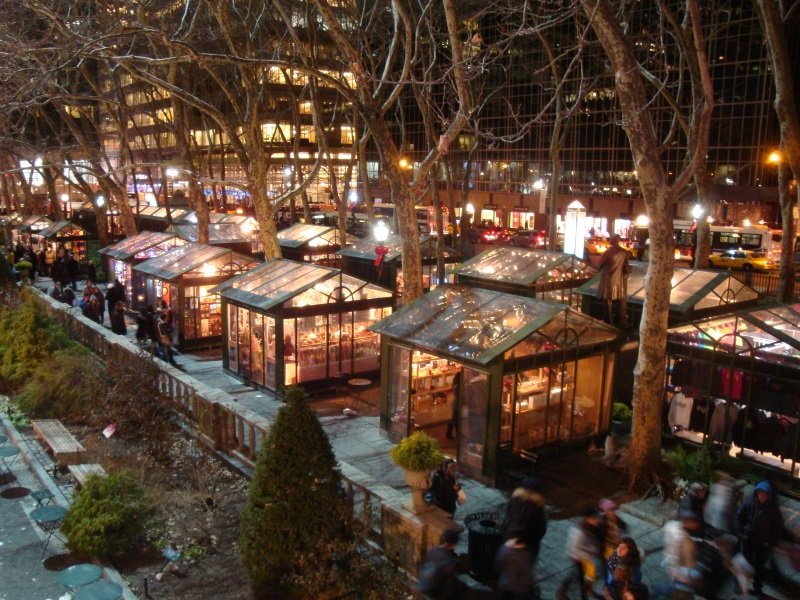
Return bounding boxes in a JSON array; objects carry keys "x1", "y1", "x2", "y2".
[{"x1": 417, "y1": 529, "x2": 466, "y2": 600}]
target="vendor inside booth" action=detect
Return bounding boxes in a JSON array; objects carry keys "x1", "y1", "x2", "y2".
[
  {"x1": 213, "y1": 259, "x2": 394, "y2": 391},
  {"x1": 338, "y1": 232, "x2": 459, "y2": 294},
  {"x1": 370, "y1": 285, "x2": 619, "y2": 485},
  {"x1": 577, "y1": 265, "x2": 760, "y2": 328},
  {"x1": 37, "y1": 220, "x2": 91, "y2": 262},
  {"x1": 99, "y1": 231, "x2": 185, "y2": 299},
  {"x1": 454, "y1": 247, "x2": 597, "y2": 307},
  {"x1": 131, "y1": 242, "x2": 259, "y2": 349},
  {"x1": 665, "y1": 304, "x2": 800, "y2": 490},
  {"x1": 277, "y1": 223, "x2": 343, "y2": 266}
]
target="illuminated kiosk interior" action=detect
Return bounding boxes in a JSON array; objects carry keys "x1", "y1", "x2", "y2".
[
  {"x1": 454, "y1": 246, "x2": 598, "y2": 308},
  {"x1": 0, "y1": 214, "x2": 22, "y2": 245},
  {"x1": 576, "y1": 265, "x2": 760, "y2": 329},
  {"x1": 277, "y1": 223, "x2": 344, "y2": 266},
  {"x1": 11, "y1": 215, "x2": 53, "y2": 247},
  {"x1": 131, "y1": 242, "x2": 259, "y2": 350},
  {"x1": 370, "y1": 285, "x2": 619, "y2": 485},
  {"x1": 212, "y1": 259, "x2": 394, "y2": 392},
  {"x1": 172, "y1": 211, "x2": 260, "y2": 254},
  {"x1": 99, "y1": 231, "x2": 185, "y2": 299},
  {"x1": 37, "y1": 220, "x2": 91, "y2": 261},
  {"x1": 337, "y1": 232, "x2": 460, "y2": 294},
  {"x1": 665, "y1": 304, "x2": 800, "y2": 491}
]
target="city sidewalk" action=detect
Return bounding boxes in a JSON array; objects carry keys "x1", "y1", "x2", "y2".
[{"x1": 29, "y1": 278, "x2": 800, "y2": 598}]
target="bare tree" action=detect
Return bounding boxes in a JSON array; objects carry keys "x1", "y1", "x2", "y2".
[
  {"x1": 756, "y1": 0, "x2": 800, "y2": 302},
  {"x1": 579, "y1": 0, "x2": 714, "y2": 487}
]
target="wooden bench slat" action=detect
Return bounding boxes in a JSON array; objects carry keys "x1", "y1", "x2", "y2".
[
  {"x1": 68, "y1": 463, "x2": 107, "y2": 489},
  {"x1": 31, "y1": 419, "x2": 87, "y2": 467}
]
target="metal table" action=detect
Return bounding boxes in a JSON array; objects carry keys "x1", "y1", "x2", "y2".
[
  {"x1": 74, "y1": 579, "x2": 123, "y2": 600},
  {"x1": 30, "y1": 504, "x2": 68, "y2": 557},
  {"x1": 0, "y1": 445, "x2": 20, "y2": 474},
  {"x1": 347, "y1": 378, "x2": 372, "y2": 408},
  {"x1": 58, "y1": 563, "x2": 103, "y2": 590}
]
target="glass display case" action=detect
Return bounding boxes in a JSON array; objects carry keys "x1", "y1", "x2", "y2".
[
  {"x1": 277, "y1": 223, "x2": 343, "y2": 265},
  {"x1": 577, "y1": 265, "x2": 759, "y2": 327},
  {"x1": 338, "y1": 232, "x2": 460, "y2": 294},
  {"x1": 212, "y1": 259, "x2": 394, "y2": 392},
  {"x1": 454, "y1": 247, "x2": 597, "y2": 307},
  {"x1": 100, "y1": 231, "x2": 185, "y2": 299},
  {"x1": 371, "y1": 285, "x2": 619, "y2": 484},
  {"x1": 37, "y1": 220, "x2": 91, "y2": 261},
  {"x1": 665, "y1": 304, "x2": 800, "y2": 487},
  {"x1": 132, "y1": 242, "x2": 259, "y2": 349}
]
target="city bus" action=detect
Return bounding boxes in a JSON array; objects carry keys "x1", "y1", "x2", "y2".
[{"x1": 673, "y1": 221, "x2": 783, "y2": 262}]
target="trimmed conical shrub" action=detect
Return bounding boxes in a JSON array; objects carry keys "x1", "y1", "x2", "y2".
[{"x1": 239, "y1": 386, "x2": 353, "y2": 597}]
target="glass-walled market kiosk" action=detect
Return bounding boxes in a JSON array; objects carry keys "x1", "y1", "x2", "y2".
[
  {"x1": 171, "y1": 222, "x2": 254, "y2": 256},
  {"x1": 338, "y1": 233, "x2": 459, "y2": 294},
  {"x1": 38, "y1": 220, "x2": 91, "y2": 261},
  {"x1": 277, "y1": 223, "x2": 343, "y2": 265},
  {"x1": 131, "y1": 243, "x2": 259, "y2": 349},
  {"x1": 12, "y1": 215, "x2": 52, "y2": 247},
  {"x1": 577, "y1": 265, "x2": 760, "y2": 328},
  {"x1": 454, "y1": 247, "x2": 597, "y2": 307},
  {"x1": 212, "y1": 260, "x2": 394, "y2": 391},
  {"x1": 99, "y1": 231, "x2": 185, "y2": 299},
  {"x1": 370, "y1": 285, "x2": 619, "y2": 484},
  {"x1": 665, "y1": 304, "x2": 800, "y2": 490}
]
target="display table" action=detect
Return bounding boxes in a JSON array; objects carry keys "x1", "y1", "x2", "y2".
[
  {"x1": 30, "y1": 504, "x2": 67, "y2": 557},
  {"x1": 348, "y1": 378, "x2": 372, "y2": 408},
  {"x1": 58, "y1": 563, "x2": 103, "y2": 591}
]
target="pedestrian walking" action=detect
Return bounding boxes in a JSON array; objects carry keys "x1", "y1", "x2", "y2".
[
  {"x1": 502, "y1": 476, "x2": 548, "y2": 565},
  {"x1": 428, "y1": 458, "x2": 461, "y2": 518},
  {"x1": 678, "y1": 483, "x2": 708, "y2": 531},
  {"x1": 61, "y1": 285, "x2": 75, "y2": 307},
  {"x1": 558, "y1": 506, "x2": 604, "y2": 600},
  {"x1": 157, "y1": 310, "x2": 178, "y2": 366},
  {"x1": 110, "y1": 300, "x2": 127, "y2": 335},
  {"x1": 417, "y1": 529, "x2": 466, "y2": 600},
  {"x1": 597, "y1": 234, "x2": 631, "y2": 327},
  {"x1": 495, "y1": 529, "x2": 537, "y2": 600},
  {"x1": 735, "y1": 480, "x2": 793, "y2": 597},
  {"x1": 704, "y1": 474, "x2": 743, "y2": 537},
  {"x1": 605, "y1": 537, "x2": 643, "y2": 588}
]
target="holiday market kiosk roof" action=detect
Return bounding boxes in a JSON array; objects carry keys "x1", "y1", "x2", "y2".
[
  {"x1": 100, "y1": 231, "x2": 183, "y2": 261},
  {"x1": 38, "y1": 220, "x2": 89, "y2": 240},
  {"x1": 170, "y1": 222, "x2": 252, "y2": 245},
  {"x1": 337, "y1": 233, "x2": 458, "y2": 262},
  {"x1": 369, "y1": 285, "x2": 618, "y2": 366},
  {"x1": 454, "y1": 247, "x2": 596, "y2": 289},
  {"x1": 277, "y1": 223, "x2": 340, "y2": 249},
  {"x1": 211, "y1": 259, "x2": 392, "y2": 312},
  {"x1": 133, "y1": 242, "x2": 258, "y2": 282}
]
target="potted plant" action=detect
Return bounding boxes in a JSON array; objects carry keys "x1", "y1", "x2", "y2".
[
  {"x1": 611, "y1": 402, "x2": 633, "y2": 435},
  {"x1": 390, "y1": 431, "x2": 444, "y2": 514},
  {"x1": 14, "y1": 259, "x2": 33, "y2": 284}
]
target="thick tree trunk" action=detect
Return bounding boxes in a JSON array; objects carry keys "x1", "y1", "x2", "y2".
[
  {"x1": 42, "y1": 167, "x2": 63, "y2": 221},
  {"x1": 777, "y1": 163, "x2": 796, "y2": 302},
  {"x1": 693, "y1": 171, "x2": 713, "y2": 269},
  {"x1": 250, "y1": 160, "x2": 280, "y2": 259}
]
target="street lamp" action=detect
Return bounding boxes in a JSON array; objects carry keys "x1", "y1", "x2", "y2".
[
  {"x1": 93, "y1": 193, "x2": 106, "y2": 209},
  {"x1": 691, "y1": 204, "x2": 704, "y2": 220},
  {"x1": 373, "y1": 220, "x2": 390, "y2": 279}
]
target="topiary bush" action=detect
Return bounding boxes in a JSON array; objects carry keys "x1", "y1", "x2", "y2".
[
  {"x1": 390, "y1": 431, "x2": 443, "y2": 472},
  {"x1": 239, "y1": 386, "x2": 354, "y2": 597},
  {"x1": 62, "y1": 472, "x2": 152, "y2": 561},
  {"x1": 612, "y1": 402, "x2": 633, "y2": 422}
]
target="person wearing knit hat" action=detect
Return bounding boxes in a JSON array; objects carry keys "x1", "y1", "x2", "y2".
[
  {"x1": 501, "y1": 476, "x2": 547, "y2": 565},
  {"x1": 735, "y1": 480, "x2": 789, "y2": 596}
]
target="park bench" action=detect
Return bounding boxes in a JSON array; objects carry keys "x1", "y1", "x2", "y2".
[
  {"x1": 31, "y1": 419, "x2": 86, "y2": 468},
  {"x1": 67, "y1": 463, "x2": 107, "y2": 489}
]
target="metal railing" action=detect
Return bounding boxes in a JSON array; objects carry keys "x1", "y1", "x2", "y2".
[{"x1": 728, "y1": 270, "x2": 800, "y2": 300}]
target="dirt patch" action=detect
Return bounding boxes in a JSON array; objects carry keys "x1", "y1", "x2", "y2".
[{"x1": 69, "y1": 426, "x2": 253, "y2": 599}]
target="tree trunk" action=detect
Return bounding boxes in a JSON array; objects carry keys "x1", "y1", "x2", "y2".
[
  {"x1": 250, "y1": 160, "x2": 280, "y2": 259},
  {"x1": 42, "y1": 166, "x2": 63, "y2": 221},
  {"x1": 777, "y1": 162, "x2": 796, "y2": 302},
  {"x1": 693, "y1": 170, "x2": 713, "y2": 269}
]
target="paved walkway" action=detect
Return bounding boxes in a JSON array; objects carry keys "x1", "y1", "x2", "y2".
[{"x1": 22, "y1": 278, "x2": 800, "y2": 598}]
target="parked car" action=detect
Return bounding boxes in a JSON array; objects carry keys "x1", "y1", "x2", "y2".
[
  {"x1": 708, "y1": 249, "x2": 777, "y2": 272},
  {"x1": 468, "y1": 225, "x2": 510, "y2": 245},
  {"x1": 508, "y1": 229, "x2": 547, "y2": 249}
]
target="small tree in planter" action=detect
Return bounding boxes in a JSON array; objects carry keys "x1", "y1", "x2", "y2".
[
  {"x1": 612, "y1": 402, "x2": 633, "y2": 435},
  {"x1": 390, "y1": 431, "x2": 444, "y2": 514},
  {"x1": 14, "y1": 260, "x2": 33, "y2": 284}
]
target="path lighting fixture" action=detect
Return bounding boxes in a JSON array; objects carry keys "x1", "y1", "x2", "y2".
[
  {"x1": 165, "y1": 167, "x2": 180, "y2": 179},
  {"x1": 399, "y1": 158, "x2": 410, "y2": 170},
  {"x1": 60, "y1": 193, "x2": 69, "y2": 203},
  {"x1": 767, "y1": 150, "x2": 782, "y2": 165},
  {"x1": 691, "y1": 204, "x2": 704, "y2": 220},
  {"x1": 466, "y1": 202, "x2": 475, "y2": 215},
  {"x1": 532, "y1": 179, "x2": 545, "y2": 190},
  {"x1": 373, "y1": 220, "x2": 390, "y2": 278},
  {"x1": 635, "y1": 214, "x2": 649, "y2": 228},
  {"x1": 93, "y1": 193, "x2": 106, "y2": 209},
  {"x1": 743, "y1": 218, "x2": 752, "y2": 228}
]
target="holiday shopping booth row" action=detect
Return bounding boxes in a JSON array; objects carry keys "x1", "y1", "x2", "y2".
[
  {"x1": 665, "y1": 303, "x2": 800, "y2": 490},
  {"x1": 369, "y1": 285, "x2": 620, "y2": 485}
]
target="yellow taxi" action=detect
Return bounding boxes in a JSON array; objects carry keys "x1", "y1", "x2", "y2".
[
  {"x1": 584, "y1": 237, "x2": 609, "y2": 256},
  {"x1": 708, "y1": 249, "x2": 777, "y2": 272}
]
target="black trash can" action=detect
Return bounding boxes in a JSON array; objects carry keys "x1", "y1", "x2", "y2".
[{"x1": 464, "y1": 511, "x2": 504, "y2": 582}]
